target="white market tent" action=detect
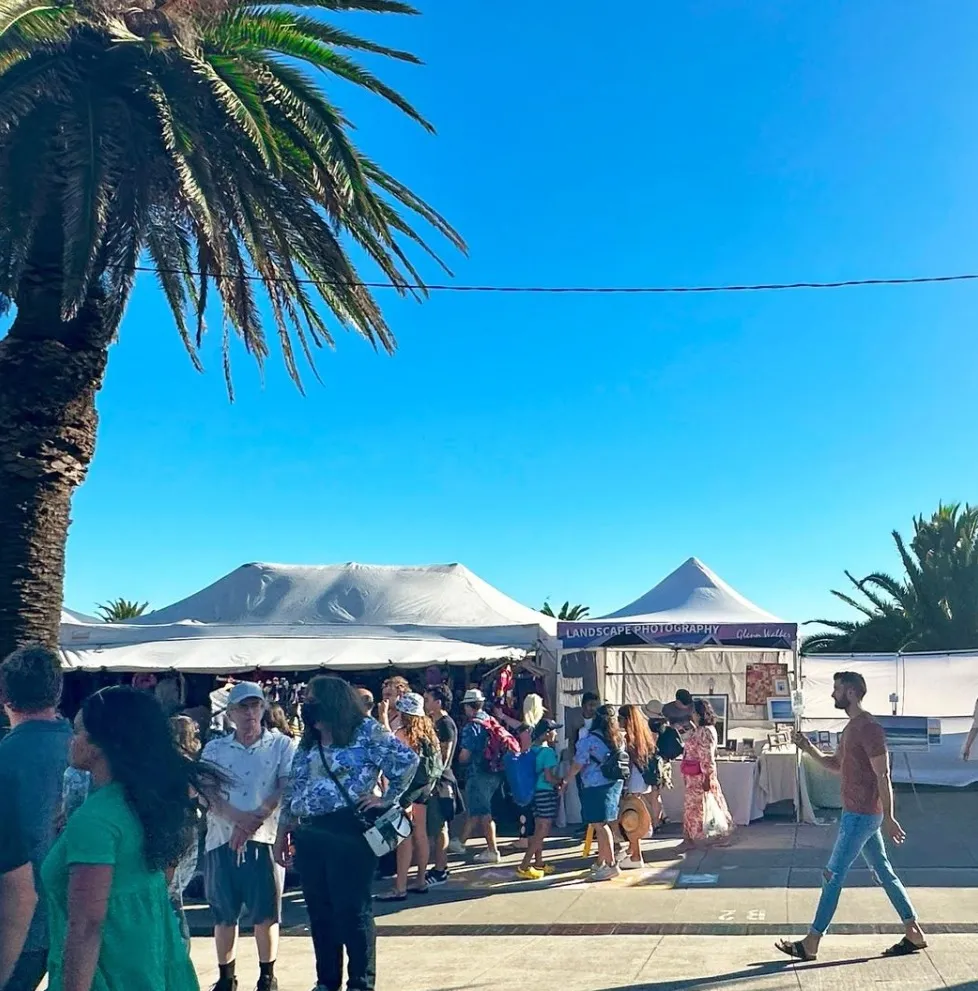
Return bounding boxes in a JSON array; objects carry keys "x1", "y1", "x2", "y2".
[
  {"x1": 555, "y1": 557, "x2": 799, "y2": 825},
  {"x1": 800, "y1": 650, "x2": 978, "y2": 788},
  {"x1": 557, "y1": 557, "x2": 798, "y2": 723},
  {"x1": 60, "y1": 562, "x2": 558, "y2": 674}
]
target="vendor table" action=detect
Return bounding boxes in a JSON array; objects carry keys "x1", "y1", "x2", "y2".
[
  {"x1": 660, "y1": 758, "x2": 760, "y2": 827},
  {"x1": 755, "y1": 749, "x2": 799, "y2": 810},
  {"x1": 659, "y1": 752, "x2": 799, "y2": 827}
]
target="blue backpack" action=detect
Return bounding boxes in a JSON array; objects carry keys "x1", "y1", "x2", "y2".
[{"x1": 504, "y1": 749, "x2": 538, "y2": 808}]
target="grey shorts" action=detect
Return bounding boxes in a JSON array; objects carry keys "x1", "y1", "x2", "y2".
[{"x1": 203, "y1": 841, "x2": 284, "y2": 926}]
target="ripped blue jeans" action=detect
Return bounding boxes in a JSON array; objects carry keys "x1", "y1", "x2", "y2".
[{"x1": 811, "y1": 811, "x2": 917, "y2": 936}]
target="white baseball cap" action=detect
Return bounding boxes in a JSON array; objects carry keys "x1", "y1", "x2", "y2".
[{"x1": 227, "y1": 682, "x2": 265, "y2": 706}]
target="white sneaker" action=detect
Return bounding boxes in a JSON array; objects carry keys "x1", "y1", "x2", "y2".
[
  {"x1": 447, "y1": 839, "x2": 465, "y2": 855},
  {"x1": 620, "y1": 857, "x2": 645, "y2": 871},
  {"x1": 473, "y1": 849, "x2": 501, "y2": 864}
]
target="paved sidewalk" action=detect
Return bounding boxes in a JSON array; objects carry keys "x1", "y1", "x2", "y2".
[
  {"x1": 186, "y1": 811, "x2": 978, "y2": 938},
  {"x1": 190, "y1": 933, "x2": 978, "y2": 991}
]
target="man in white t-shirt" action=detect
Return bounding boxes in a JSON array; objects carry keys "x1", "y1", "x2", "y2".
[{"x1": 201, "y1": 682, "x2": 295, "y2": 991}]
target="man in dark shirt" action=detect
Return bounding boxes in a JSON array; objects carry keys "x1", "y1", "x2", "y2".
[
  {"x1": 777, "y1": 671, "x2": 926, "y2": 962},
  {"x1": 423, "y1": 685, "x2": 458, "y2": 886},
  {"x1": 0, "y1": 645, "x2": 73, "y2": 991},
  {"x1": 0, "y1": 779, "x2": 36, "y2": 989}
]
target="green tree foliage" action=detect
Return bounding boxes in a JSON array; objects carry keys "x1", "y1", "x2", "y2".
[
  {"x1": 541, "y1": 601, "x2": 590, "y2": 621},
  {"x1": 804, "y1": 503, "x2": 978, "y2": 653},
  {"x1": 96, "y1": 598, "x2": 149, "y2": 622}
]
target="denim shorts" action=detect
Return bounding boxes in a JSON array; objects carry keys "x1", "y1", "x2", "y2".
[
  {"x1": 465, "y1": 771, "x2": 502, "y2": 816},
  {"x1": 580, "y1": 781, "x2": 624, "y2": 824}
]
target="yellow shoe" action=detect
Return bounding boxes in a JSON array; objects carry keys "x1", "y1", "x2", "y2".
[
  {"x1": 516, "y1": 866, "x2": 545, "y2": 881},
  {"x1": 536, "y1": 864, "x2": 556, "y2": 875}
]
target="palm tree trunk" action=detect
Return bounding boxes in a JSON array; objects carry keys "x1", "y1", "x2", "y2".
[{"x1": 0, "y1": 290, "x2": 110, "y2": 658}]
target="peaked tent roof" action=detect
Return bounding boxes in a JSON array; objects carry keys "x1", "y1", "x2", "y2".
[
  {"x1": 59, "y1": 562, "x2": 556, "y2": 671},
  {"x1": 601, "y1": 557, "x2": 783, "y2": 624},
  {"x1": 131, "y1": 562, "x2": 556, "y2": 638},
  {"x1": 61, "y1": 607, "x2": 101, "y2": 625}
]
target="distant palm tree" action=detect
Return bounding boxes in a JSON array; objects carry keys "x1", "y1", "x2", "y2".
[
  {"x1": 804, "y1": 502, "x2": 978, "y2": 653},
  {"x1": 96, "y1": 598, "x2": 149, "y2": 623},
  {"x1": 541, "y1": 601, "x2": 590, "y2": 621}
]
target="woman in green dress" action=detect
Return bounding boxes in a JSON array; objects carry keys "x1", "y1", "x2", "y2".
[{"x1": 42, "y1": 686, "x2": 225, "y2": 991}]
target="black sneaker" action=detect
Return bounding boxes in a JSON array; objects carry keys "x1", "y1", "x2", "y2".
[
  {"x1": 425, "y1": 868, "x2": 450, "y2": 887},
  {"x1": 256, "y1": 976, "x2": 278, "y2": 991},
  {"x1": 212, "y1": 980, "x2": 237, "y2": 991}
]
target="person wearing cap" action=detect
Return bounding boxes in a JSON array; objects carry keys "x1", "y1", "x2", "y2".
[
  {"x1": 376, "y1": 694, "x2": 443, "y2": 901},
  {"x1": 516, "y1": 719, "x2": 564, "y2": 880},
  {"x1": 200, "y1": 681, "x2": 296, "y2": 991},
  {"x1": 454, "y1": 688, "x2": 504, "y2": 863}
]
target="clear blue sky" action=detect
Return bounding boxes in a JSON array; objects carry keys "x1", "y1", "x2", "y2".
[{"x1": 63, "y1": 0, "x2": 978, "y2": 625}]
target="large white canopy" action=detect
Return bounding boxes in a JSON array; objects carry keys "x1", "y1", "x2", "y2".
[
  {"x1": 60, "y1": 562, "x2": 556, "y2": 673},
  {"x1": 603, "y1": 557, "x2": 783, "y2": 624},
  {"x1": 800, "y1": 650, "x2": 978, "y2": 788}
]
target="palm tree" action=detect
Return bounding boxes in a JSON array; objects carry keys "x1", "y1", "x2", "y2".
[
  {"x1": 804, "y1": 503, "x2": 978, "y2": 653},
  {"x1": 0, "y1": 0, "x2": 463, "y2": 656},
  {"x1": 96, "y1": 598, "x2": 150, "y2": 623},
  {"x1": 541, "y1": 601, "x2": 590, "y2": 621}
]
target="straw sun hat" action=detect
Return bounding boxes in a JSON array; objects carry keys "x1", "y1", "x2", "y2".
[{"x1": 618, "y1": 794, "x2": 652, "y2": 842}]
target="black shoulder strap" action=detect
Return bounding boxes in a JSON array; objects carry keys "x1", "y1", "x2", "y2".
[{"x1": 316, "y1": 741, "x2": 356, "y2": 812}]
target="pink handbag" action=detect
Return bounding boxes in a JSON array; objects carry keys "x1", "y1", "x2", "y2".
[{"x1": 680, "y1": 757, "x2": 702, "y2": 776}]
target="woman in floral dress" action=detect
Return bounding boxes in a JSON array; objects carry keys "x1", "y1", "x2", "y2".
[{"x1": 679, "y1": 698, "x2": 733, "y2": 848}]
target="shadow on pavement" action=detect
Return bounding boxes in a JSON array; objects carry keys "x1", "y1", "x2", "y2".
[{"x1": 594, "y1": 956, "x2": 876, "y2": 991}]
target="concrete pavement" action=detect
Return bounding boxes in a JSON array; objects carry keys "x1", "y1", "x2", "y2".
[
  {"x1": 186, "y1": 813, "x2": 978, "y2": 937},
  {"x1": 186, "y1": 791, "x2": 978, "y2": 990},
  {"x1": 190, "y1": 934, "x2": 978, "y2": 991}
]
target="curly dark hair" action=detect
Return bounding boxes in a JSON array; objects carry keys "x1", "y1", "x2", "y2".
[
  {"x1": 300, "y1": 675, "x2": 365, "y2": 750},
  {"x1": 82, "y1": 687, "x2": 227, "y2": 871},
  {"x1": 424, "y1": 684, "x2": 452, "y2": 711},
  {"x1": 0, "y1": 644, "x2": 63, "y2": 712},
  {"x1": 692, "y1": 698, "x2": 717, "y2": 726}
]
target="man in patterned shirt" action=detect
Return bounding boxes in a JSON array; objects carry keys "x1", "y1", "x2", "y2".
[{"x1": 201, "y1": 682, "x2": 295, "y2": 991}]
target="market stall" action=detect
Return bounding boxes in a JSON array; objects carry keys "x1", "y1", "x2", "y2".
[
  {"x1": 60, "y1": 561, "x2": 560, "y2": 695},
  {"x1": 556, "y1": 558, "x2": 799, "y2": 824},
  {"x1": 800, "y1": 649, "x2": 978, "y2": 789}
]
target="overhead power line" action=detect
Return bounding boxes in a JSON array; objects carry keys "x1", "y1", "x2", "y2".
[{"x1": 129, "y1": 265, "x2": 978, "y2": 295}]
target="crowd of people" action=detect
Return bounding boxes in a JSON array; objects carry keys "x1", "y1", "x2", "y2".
[{"x1": 0, "y1": 648, "x2": 930, "y2": 991}]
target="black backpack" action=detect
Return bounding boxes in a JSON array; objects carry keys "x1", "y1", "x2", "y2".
[
  {"x1": 640, "y1": 755, "x2": 663, "y2": 787},
  {"x1": 591, "y1": 734, "x2": 630, "y2": 782},
  {"x1": 656, "y1": 726, "x2": 683, "y2": 762}
]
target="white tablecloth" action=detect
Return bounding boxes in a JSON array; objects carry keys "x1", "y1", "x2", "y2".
[
  {"x1": 660, "y1": 759, "x2": 760, "y2": 827},
  {"x1": 755, "y1": 750, "x2": 798, "y2": 810}
]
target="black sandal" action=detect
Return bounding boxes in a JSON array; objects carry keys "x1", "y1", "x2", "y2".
[
  {"x1": 883, "y1": 937, "x2": 927, "y2": 957},
  {"x1": 775, "y1": 940, "x2": 817, "y2": 962}
]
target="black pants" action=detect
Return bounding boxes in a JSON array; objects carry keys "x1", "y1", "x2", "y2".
[{"x1": 295, "y1": 813, "x2": 377, "y2": 991}]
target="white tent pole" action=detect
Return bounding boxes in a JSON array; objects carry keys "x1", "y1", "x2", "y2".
[{"x1": 793, "y1": 638, "x2": 802, "y2": 824}]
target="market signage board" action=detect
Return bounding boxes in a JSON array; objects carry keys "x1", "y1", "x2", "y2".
[{"x1": 557, "y1": 621, "x2": 797, "y2": 649}]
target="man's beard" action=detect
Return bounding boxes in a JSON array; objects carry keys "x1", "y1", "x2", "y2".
[{"x1": 833, "y1": 697, "x2": 848, "y2": 710}]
